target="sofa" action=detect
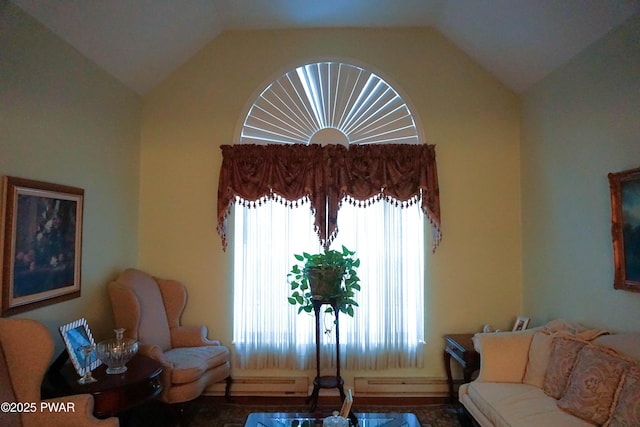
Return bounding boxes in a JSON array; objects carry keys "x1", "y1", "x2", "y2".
[{"x1": 459, "y1": 319, "x2": 640, "y2": 427}]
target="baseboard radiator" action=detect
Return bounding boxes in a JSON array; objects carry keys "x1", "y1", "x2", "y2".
[
  {"x1": 354, "y1": 377, "x2": 449, "y2": 397},
  {"x1": 205, "y1": 376, "x2": 448, "y2": 397},
  {"x1": 205, "y1": 376, "x2": 309, "y2": 396}
]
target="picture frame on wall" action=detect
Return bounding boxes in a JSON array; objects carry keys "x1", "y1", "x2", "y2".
[
  {"x1": 1, "y1": 176, "x2": 84, "y2": 316},
  {"x1": 59, "y1": 318, "x2": 101, "y2": 376},
  {"x1": 608, "y1": 167, "x2": 640, "y2": 292},
  {"x1": 512, "y1": 316, "x2": 530, "y2": 332}
]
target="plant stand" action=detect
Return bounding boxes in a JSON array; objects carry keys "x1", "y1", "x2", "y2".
[{"x1": 307, "y1": 297, "x2": 346, "y2": 411}]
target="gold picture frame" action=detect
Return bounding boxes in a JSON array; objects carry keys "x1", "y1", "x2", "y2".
[
  {"x1": 608, "y1": 167, "x2": 640, "y2": 292},
  {"x1": 1, "y1": 176, "x2": 83, "y2": 316}
]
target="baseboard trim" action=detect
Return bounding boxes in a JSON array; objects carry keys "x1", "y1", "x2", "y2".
[
  {"x1": 205, "y1": 376, "x2": 308, "y2": 396},
  {"x1": 354, "y1": 377, "x2": 449, "y2": 397},
  {"x1": 198, "y1": 395, "x2": 450, "y2": 405},
  {"x1": 205, "y1": 376, "x2": 452, "y2": 399}
]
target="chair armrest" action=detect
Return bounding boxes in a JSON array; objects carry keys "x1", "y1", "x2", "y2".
[
  {"x1": 138, "y1": 343, "x2": 170, "y2": 365},
  {"x1": 25, "y1": 395, "x2": 119, "y2": 427},
  {"x1": 474, "y1": 331, "x2": 534, "y2": 383},
  {"x1": 170, "y1": 325, "x2": 221, "y2": 348}
]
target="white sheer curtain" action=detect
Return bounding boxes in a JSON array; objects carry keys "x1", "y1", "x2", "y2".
[{"x1": 232, "y1": 198, "x2": 425, "y2": 370}]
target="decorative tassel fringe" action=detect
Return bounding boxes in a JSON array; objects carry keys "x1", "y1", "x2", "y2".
[
  {"x1": 339, "y1": 192, "x2": 421, "y2": 209},
  {"x1": 220, "y1": 191, "x2": 441, "y2": 253},
  {"x1": 235, "y1": 193, "x2": 311, "y2": 209}
]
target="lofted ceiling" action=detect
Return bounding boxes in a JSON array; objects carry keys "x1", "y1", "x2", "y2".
[{"x1": 10, "y1": 0, "x2": 640, "y2": 95}]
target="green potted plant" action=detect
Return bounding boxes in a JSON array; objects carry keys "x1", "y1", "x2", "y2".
[{"x1": 287, "y1": 245, "x2": 361, "y2": 317}]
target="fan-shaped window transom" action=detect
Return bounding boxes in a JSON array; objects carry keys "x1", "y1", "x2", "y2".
[{"x1": 240, "y1": 62, "x2": 419, "y2": 145}]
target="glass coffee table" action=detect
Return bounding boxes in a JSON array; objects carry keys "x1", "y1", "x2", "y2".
[{"x1": 244, "y1": 412, "x2": 419, "y2": 427}]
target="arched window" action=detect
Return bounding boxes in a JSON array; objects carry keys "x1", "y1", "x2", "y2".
[
  {"x1": 227, "y1": 62, "x2": 438, "y2": 370},
  {"x1": 240, "y1": 62, "x2": 420, "y2": 145}
]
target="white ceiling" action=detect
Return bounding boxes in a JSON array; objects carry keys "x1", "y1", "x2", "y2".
[{"x1": 11, "y1": 0, "x2": 640, "y2": 95}]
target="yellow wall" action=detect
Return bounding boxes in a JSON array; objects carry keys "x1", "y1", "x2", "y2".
[
  {"x1": 521, "y1": 14, "x2": 640, "y2": 332},
  {"x1": 140, "y1": 28, "x2": 522, "y2": 382},
  {"x1": 0, "y1": 4, "x2": 141, "y2": 350}
]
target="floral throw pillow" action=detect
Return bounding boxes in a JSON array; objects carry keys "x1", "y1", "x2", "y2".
[
  {"x1": 543, "y1": 336, "x2": 587, "y2": 399},
  {"x1": 605, "y1": 365, "x2": 640, "y2": 427},
  {"x1": 558, "y1": 345, "x2": 631, "y2": 425}
]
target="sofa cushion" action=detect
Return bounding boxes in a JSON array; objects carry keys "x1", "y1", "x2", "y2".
[
  {"x1": 558, "y1": 345, "x2": 631, "y2": 425},
  {"x1": 605, "y1": 365, "x2": 640, "y2": 427},
  {"x1": 476, "y1": 332, "x2": 534, "y2": 383},
  {"x1": 524, "y1": 332, "x2": 554, "y2": 388},
  {"x1": 592, "y1": 333, "x2": 640, "y2": 361},
  {"x1": 464, "y1": 381, "x2": 594, "y2": 427},
  {"x1": 543, "y1": 337, "x2": 586, "y2": 399}
]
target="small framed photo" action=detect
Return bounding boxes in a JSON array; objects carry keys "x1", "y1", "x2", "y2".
[
  {"x1": 1, "y1": 176, "x2": 84, "y2": 316},
  {"x1": 59, "y1": 318, "x2": 100, "y2": 376},
  {"x1": 512, "y1": 316, "x2": 530, "y2": 332}
]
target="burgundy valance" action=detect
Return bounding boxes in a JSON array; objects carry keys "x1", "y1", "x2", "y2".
[{"x1": 217, "y1": 144, "x2": 441, "y2": 250}]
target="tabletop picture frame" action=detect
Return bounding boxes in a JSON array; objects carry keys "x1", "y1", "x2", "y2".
[
  {"x1": 608, "y1": 167, "x2": 640, "y2": 292},
  {"x1": 1, "y1": 176, "x2": 84, "y2": 316},
  {"x1": 59, "y1": 318, "x2": 101, "y2": 376}
]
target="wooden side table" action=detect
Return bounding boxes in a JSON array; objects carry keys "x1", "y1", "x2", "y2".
[
  {"x1": 45, "y1": 353, "x2": 162, "y2": 418},
  {"x1": 444, "y1": 333, "x2": 480, "y2": 402}
]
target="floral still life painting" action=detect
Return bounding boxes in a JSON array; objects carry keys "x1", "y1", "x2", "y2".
[
  {"x1": 2, "y1": 177, "x2": 84, "y2": 315},
  {"x1": 609, "y1": 167, "x2": 640, "y2": 291}
]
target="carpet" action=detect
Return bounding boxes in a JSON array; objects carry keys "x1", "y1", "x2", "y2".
[{"x1": 126, "y1": 401, "x2": 461, "y2": 427}]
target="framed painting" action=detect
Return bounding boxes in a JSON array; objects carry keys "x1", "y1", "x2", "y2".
[
  {"x1": 609, "y1": 167, "x2": 640, "y2": 292},
  {"x1": 59, "y1": 318, "x2": 101, "y2": 376},
  {"x1": 1, "y1": 176, "x2": 84, "y2": 315}
]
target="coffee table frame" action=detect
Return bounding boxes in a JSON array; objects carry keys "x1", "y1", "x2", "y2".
[{"x1": 244, "y1": 412, "x2": 420, "y2": 427}]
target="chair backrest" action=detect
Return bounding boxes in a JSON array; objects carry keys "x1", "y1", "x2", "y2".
[
  {"x1": 0, "y1": 340, "x2": 21, "y2": 426},
  {"x1": 109, "y1": 269, "x2": 172, "y2": 351},
  {"x1": 0, "y1": 318, "x2": 53, "y2": 403}
]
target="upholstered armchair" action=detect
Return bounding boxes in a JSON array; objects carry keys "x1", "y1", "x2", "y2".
[
  {"x1": 108, "y1": 268, "x2": 231, "y2": 404},
  {"x1": 0, "y1": 318, "x2": 118, "y2": 427}
]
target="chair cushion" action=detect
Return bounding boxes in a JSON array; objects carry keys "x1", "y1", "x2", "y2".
[
  {"x1": 0, "y1": 343, "x2": 22, "y2": 426},
  {"x1": 163, "y1": 346, "x2": 230, "y2": 385}
]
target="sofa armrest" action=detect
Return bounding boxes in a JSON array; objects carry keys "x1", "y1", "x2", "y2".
[
  {"x1": 170, "y1": 325, "x2": 221, "y2": 348},
  {"x1": 474, "y1": 331, "x2": 534, "y2": 383}
]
